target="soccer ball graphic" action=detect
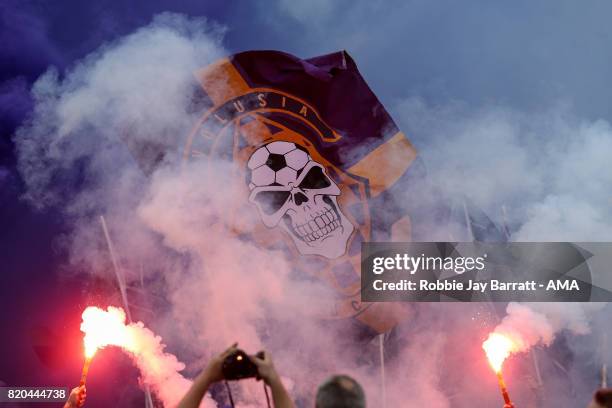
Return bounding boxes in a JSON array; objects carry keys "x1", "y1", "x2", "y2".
[{"x1": 247, "y1": 141, "x2": 354, "y2": 259}]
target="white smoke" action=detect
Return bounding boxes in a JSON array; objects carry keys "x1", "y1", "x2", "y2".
[
  {"x1": 126, "y1": 320, "x2": 216, "y2": 408},
  {"x1": 490, "y1": 302, "x2": 604, "y2": 354},
  {"x1": 13, "y1": 10, "x2": 612, "y2": 408},
  {"x1": 396, "y1": 98, "x2": 612, "y2": 241},
  {"x1": 393, "y1": 98, "x2": 612, "y2": 406},
  {"x1": 14, "y1": 12, "x2": 362, "y2": 407},
  {"x1": 17, "y1": 12, "x2": 225, "y2": 209},
  {"x1": 14, "y1": 12, "x2": 228, "y2": 405}
]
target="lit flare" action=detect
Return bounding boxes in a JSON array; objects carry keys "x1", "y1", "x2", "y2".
[
  {"x1": 81, "y1": 306, "x2": 135, "y2": 358},
  {"x1": 483, "y1": 332, "x2": 515, "y2": 373},
  {"x1": 79, "y1": 306, "x2": 135, "y2": 386},
  {"x1": 482, "y1": 333, "x2": 516, "y2": 407}
]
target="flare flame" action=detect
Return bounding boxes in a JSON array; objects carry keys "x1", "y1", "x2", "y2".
[
  {"x1": 482, "y1": 332, "x2": 515, "y2": 373},
  {"x1": 81, "y1": 306, "x2": 135, "y2": 358}
]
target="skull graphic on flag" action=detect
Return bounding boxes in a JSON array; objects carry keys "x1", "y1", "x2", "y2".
[
  {"x1": 182, "y1": 50, "x2": 417, "y2": 332},
  {"x1": 246, "y1": 140, "x2": 354, "y2": 259}
]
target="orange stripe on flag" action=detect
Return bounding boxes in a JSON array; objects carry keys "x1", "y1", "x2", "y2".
[
  {"x1": 348, "y1": 132, "x2": 417, "y2": 197},
  {"x1": 194, "y1": 58, "x2": 251, "y2": 104}
]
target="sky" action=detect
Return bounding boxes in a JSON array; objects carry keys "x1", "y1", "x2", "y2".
[{"x1": 1, "y1": 1, "x2": 612, "y2": 407}]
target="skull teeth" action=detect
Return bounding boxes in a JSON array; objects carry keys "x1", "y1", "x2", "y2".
[{"x1": 294, "y1": 210, "x2": 340, "y2": 242}]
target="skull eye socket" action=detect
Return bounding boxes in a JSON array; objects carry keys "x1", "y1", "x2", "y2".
[
  {"x1": 253, "y1": 190, "x2": 291, "y2": 215},
  {"x1": 298, "y1": 166, "x2": 331, "y2": 190}
]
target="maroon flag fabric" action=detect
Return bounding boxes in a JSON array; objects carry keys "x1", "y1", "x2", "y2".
[{"x1": 185, "y1": 50, "x2": 419, "y2": 333}]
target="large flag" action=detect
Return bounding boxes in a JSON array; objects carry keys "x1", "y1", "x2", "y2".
[{"x1": 183, "y1": 50, "x2": 419, "y2": 333}]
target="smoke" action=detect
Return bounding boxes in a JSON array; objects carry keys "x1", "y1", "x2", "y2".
[
  {"x1": 395, "y1": 97, "x2": 612, "y2": 241},
  {"x1": 16, "y1": 12, "x2": 224, "y2": 209},
  {"x1": 14, "y1": 11, "x2": 368, "y2": 407},
  {"x1": 81, "y1": 305, "x2": 215, "y2": 407},
  {"x1": 394, "y1": 98, "x2": 612, "y2": 405},
  {"x1": 126, "y1": 319, "x2": 216, "y2": 408},
  {"x1": 14, "y1": 12, "x2": 232, "y2": 405},
  {"x1": 489, "y1": 302, "x2": 604, "y2": 354},
  {"x1": 395, "y1": 97, "x2": 612, "y2": 406},
  {"x1": 13, "y1": 9, "x2": 612, "y2": 408}
]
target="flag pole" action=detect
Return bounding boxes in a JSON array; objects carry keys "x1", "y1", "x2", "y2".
[
  {"x1": 379, "y1": 333, "x2": 387, "y2": 408},
  {"x1": 602, "y1": 334, "x2": 608, "y2": 388},
  {"x1": 99, "y1": 215, "x2": 153, "y2": 408},
  {"x1": 100, "y1": 216, "x2": 132, "y2": 322},
  {"x1": 501, "y1": 205, "x2": 543, "y2": 403}
]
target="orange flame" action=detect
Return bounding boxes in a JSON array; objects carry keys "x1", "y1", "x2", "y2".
[
  {"x1": 482, "y1": 333, "x2": 515, "y2": 373},
  {"x1": 81, "y1": 306, "x2": 135, "y2": 358}
]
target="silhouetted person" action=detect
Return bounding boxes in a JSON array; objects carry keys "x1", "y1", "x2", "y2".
[
  {"x1": 315, "y1": 375, "x2": 365, "y2": 408},
  {"x1": 178, "y1": 343, "x2": 295, "y2": 408},
  {"x1": 589, "y1": 388, "x2": 612, "y2": 408}
]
